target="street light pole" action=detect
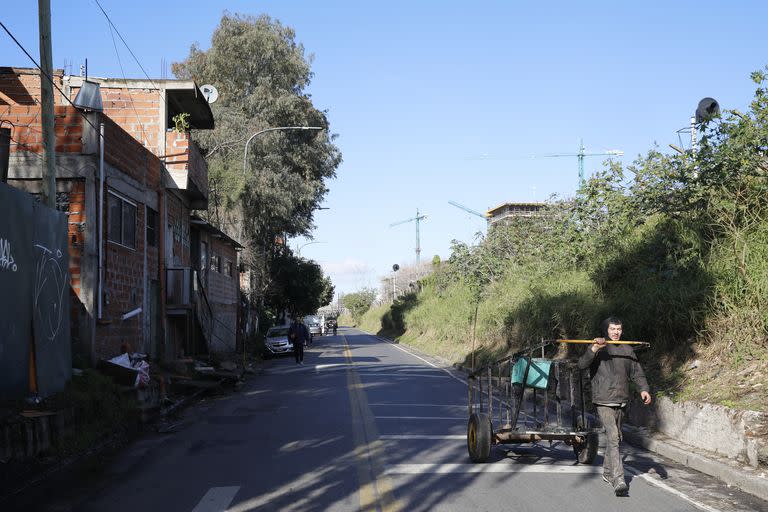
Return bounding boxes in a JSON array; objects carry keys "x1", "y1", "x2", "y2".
[
  {"x1": 241, "y1": 125, "x2": 323, "y2": 361},
  {"x1": 242, "y1": 126, "x2": 323, "y2": 175}
]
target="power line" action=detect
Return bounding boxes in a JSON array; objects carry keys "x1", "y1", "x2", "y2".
[
  {"x1": 92, "y1": 0, "x2": 167, "y2": 106},
  {"x1": 105, "y1": 19, "x2": 149, "y2": 146},
  {"x1": 0, "y1": 20, "x2": 102, "y2": 136}
]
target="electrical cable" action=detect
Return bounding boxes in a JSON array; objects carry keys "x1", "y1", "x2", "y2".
[
  {"x1": 0, "y1": 20, "x2": 102, "y2": 137},
  {"x1": 104, "y1": 19, "x2": 149, "y2": 146},
  {"x1": 92, "y1": 0, "x2": 166, "y2": 106}
]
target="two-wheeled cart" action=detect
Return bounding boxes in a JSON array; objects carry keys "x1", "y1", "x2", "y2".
[{"x1": 466, "y1": 341, "x2": 599, "y2": 464}]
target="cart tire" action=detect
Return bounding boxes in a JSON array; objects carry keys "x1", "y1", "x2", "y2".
[
  {"x1": 575, "y1": 432, "x2": 599, "y2": 464},
  {"x1": 467, "y1": 413, "x2": 492, "y2": 463}
]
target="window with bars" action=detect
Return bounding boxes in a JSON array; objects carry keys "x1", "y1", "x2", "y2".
[{"x1": 108, "y1": 191, "x2": 137, "y2": 249}]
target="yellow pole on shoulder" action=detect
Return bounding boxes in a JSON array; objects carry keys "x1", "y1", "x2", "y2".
[{"x1": 557, "y1": 339, "x2": 650, "y2": 346}]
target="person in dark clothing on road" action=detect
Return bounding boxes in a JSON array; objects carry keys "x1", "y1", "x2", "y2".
[
  {"x1": 578, "y1": 317, "x2": 652, "y2": 497},
  {"x1": 288, "y1": 317, "x2": 310, "y2": 365}
]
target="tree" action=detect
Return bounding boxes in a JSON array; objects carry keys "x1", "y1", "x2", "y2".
[
  {"x1": 268, "y1": 253, "x2": 333, "y2": 317},
  {"x1": 342, "y1": 288, "x2": 377, "y2": 321},
  {"x1": 172, "y1": 13, "x2": 341, "y2": 238},
  {"x1": 320, "y1": 275, "x2": 335, "y2": 307},
  {"x1": 172, "y1": 13, "x2": 342, "y2": 332}
]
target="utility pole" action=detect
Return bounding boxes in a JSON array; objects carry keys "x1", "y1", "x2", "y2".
[
  {"x1": 38, "y1": 0, "x2": 56, "y2": 208},
  {"x1": 0, "y1": 127, "x2": 10, "y2": 183}
]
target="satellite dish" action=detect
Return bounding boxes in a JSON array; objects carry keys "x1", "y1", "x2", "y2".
[
  {"x1": 695, "y1": 97, "x2": 720, "y2": 124},
  {"x1": 200, "y1": 84, "x2": 219, "y2": 104}
]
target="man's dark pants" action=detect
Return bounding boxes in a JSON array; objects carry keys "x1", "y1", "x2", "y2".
[
  {"x1": 293, "y1": 341, "x2": 304, "y2": 363},
  {"x1": 597, "y1": 405, "x2": 626, "y2": 484}
]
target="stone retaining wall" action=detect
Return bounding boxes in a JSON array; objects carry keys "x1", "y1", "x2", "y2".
[{"x1": 627, "y1": 395, "x2": 768, "y2": 467}]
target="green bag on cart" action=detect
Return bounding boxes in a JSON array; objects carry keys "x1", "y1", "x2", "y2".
[{"x1": 511, "y1": 358, "x2": 552, "y2": 390}]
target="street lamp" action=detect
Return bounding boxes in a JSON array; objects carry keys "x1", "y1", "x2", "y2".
[
  {"x1": 297, "y1": 240, "x2": 326, "y2": 257},
  {"x1": 242, "y1": 126, "x2": 324, "y2": 175}
]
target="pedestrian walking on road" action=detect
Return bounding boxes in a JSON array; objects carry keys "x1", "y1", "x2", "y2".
[
  {"x1": 288, "y1": 316, "x2": 310, "y2": 365},
  {"x1": 578, "y1": 316, "x2": 652, "y2": 497}
]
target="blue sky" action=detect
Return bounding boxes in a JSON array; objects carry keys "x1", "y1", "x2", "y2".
[{"x1": 3, "y1": 1, "x2": 768, "y2": 296}]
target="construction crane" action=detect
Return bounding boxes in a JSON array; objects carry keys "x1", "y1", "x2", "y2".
[
  {"x1": 544, "y1": 140, "x2": 623, "y2": 186},
  {"x1": 390, "y1": 209, "x2": 428, "y2": 264},
  {"x1": 448, "y1": 200, "x2": 488, "y2": 219}
]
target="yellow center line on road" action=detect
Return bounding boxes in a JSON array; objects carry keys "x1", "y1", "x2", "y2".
[{"x1": 343, "y1": 335, "x2": 403, "y2": 512}]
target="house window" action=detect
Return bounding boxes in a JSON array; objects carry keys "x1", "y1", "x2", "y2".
[
  {"x1": 210, "y1": 253, "x2": 220, "y2": 273},
  {"x1": 200, "y1": 241, "x2": 208, "y2": 272},
  {"x1": 146, "y1": 207, "x2": 158, "y2": 247},
  {"x1": 108, "y1": 191, "x2": 137, "y2": 249},
  {"x1": 225, "y1": 260, "x2": 233, "y2": 277}
]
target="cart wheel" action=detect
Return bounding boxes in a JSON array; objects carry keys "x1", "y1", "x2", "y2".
[
  {"x1": 574, "y1": 432, "x2": 598, "y2": 464},
  {"x1": 467, "y1": 413, "x2": 492, "y2": 463}
]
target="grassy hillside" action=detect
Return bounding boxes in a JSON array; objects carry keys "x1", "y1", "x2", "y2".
[{"x1": 354, "y1": 69, "x2": 768, "y2": 411}]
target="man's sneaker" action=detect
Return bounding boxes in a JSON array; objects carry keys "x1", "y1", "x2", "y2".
[
  {"x1": 613, "y1": 480, "x2": 628, "y2": 496},
  {"x1": 601, "y1": 474, "x2": 611, "y2": 485}
]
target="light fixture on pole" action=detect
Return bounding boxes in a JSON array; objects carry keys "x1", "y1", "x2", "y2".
[
  {"x1": 391, "y1": 264, "x2": 400, "y2": 303},
  {"x1": 242, "y1": 126, "x2": 324, "y2": 175},
  {"x1": 296, "y1": 240, "x2": 326, "y2": 257}
]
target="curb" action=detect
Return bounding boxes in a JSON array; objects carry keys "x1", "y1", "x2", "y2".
[
  {"x1": 622, "y1": 426, "x2": 768, "y2": 503},
  {"x1": 365, "y1": 328, "x2": 768, "y2": 504}
]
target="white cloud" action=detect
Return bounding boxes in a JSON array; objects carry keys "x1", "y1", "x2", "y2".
[
  {"x1": 321, "y1": 258, "x2": 374, "y2": 276},
  {"x1": 321, "y1": 259, "x2": 377, "y2": 295}
]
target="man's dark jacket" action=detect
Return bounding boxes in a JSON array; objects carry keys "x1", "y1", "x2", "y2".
[
  {"x1": 288, "y1": 321, "x2": 309, "y2": 345},
  {"x1": 577, "y1": 344, "x2": 649, "y2": 404}
]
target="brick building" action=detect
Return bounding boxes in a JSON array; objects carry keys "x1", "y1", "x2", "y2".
[
  {"x1": 190, "y1": 215, "x2": 243, "y2": 354},
  {"x1": 1, "y1": 67, "x2": 242, "y2": 365}
]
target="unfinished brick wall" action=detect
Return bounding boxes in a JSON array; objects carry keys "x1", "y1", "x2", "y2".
[
  {"x1": 95, "y1": 199, "x2": 146, "y2": 359},
  {"x1": 207, "y1": 237, "x2": 238, "y2": 352},
  {"x1": 67, "y1": 180, "x2": 87, "y2": 347},
  {"x1": 1, "y1": 105, "x2": 83, "y2": 154},
  {"x1": 0, "y1": 67, "x2": 63, "y2": 106},
  {"x1": 69, "y1": 85, "x2": 161, "y2": 155},
  {"x1": 103, "y1": 115, "x2": 161, "y2": 190},
  {"x1": 165, "y1": 130, "x2": 209, "y2": 201}
]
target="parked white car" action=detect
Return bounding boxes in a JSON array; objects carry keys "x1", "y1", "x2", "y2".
[
  {"x1": 304, "y1": 315, "x2": 322, "y2": 337},
  {"x1": 264, "y1": 326, "x2": 293, "y2": 357}
]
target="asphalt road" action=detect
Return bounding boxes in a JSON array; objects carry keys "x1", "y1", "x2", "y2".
[{"x1": 9, "y1": 328, "x2": 768, "y2": 511}]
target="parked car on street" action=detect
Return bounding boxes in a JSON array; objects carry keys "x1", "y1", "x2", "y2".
[
  {"x1": 264, "y1": 326, "x2": 293, "y2": 357},
  {"x1": 304, "y1": 315, "x2": 322, "y2": 337}
]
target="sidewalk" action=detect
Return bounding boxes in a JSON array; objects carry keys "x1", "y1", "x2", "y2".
[{"x1": 0, "y1": 361, "x2": 254, "y2": 506}]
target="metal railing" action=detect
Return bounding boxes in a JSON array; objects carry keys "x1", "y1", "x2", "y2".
[
  {"x1": 193, "y1": 270, "x2": 214, "y2": 351},
  {"x1": 467, "y1": 342, "x2": 590, "y2": 436}
]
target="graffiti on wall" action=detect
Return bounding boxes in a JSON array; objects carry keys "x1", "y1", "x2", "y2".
[
  {"x1": 0, "y1": 238, "x2": 17, "y2": 272},
  {"x1": 33, "y1": 244, "x2": 67, "y2": 343},
  {"x1": 0, "y1": 183, "x2": 71, "y2": 400}
]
